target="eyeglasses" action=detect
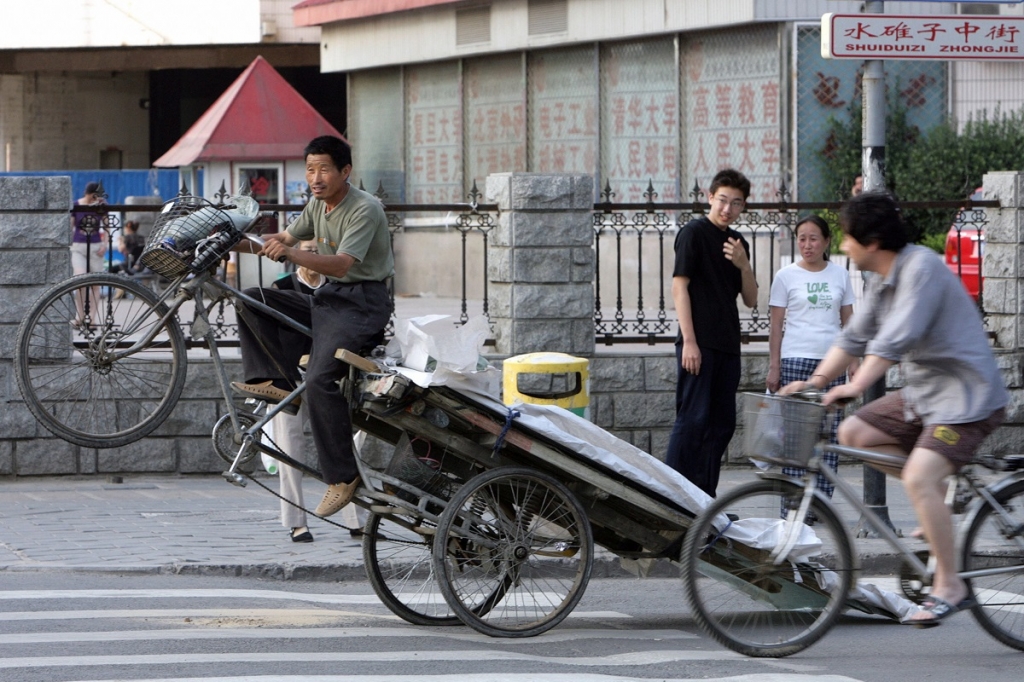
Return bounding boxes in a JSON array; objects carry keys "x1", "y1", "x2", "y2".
[{"x1": 711, "y1": 195, "x2": 745, "y2": 210}]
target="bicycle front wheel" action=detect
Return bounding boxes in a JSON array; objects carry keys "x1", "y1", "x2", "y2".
[
  {"x1": 681, "y1": 478, "x2": 854, "y2": 657},
  {"x1": 363, "y1": 511, "x2": 460, "y2": 626},
  {"x1": 14, "y1": 273, "x2": 187, "y2": 448},
  {"x1": 962, "y1": 479, "x2": 1024, "y2": 651}
]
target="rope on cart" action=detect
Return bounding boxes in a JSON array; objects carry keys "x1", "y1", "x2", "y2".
[{"x1": 493, "y1": 407, "x2": 521, "y2": 456}]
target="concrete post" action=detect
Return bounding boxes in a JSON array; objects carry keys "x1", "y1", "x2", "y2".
[
  {"x1": 982, "y1": 170, "x2": 1023, "y2": 352},
  {"x1": 486, "y1": 173, "x2": 595, "y2": 357},
  {"x1": 0, "y1": 175, "x2": 73, "y2": 474}
]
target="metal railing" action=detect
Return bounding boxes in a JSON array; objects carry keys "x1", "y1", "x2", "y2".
[
  {"x1": 593, "y1": 180, "x2": 997, "y2": 345},
  {"x1": 67, "y1": 182, "x2": 996, "y2": 348}
]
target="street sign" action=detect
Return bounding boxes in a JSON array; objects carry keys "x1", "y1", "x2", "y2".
[{"x1": 822, "y1": 13, "x2": 1024, "y2": 60}]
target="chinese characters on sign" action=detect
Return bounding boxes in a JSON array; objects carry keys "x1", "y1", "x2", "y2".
[
  {"x1": 529, "y1": 48, "x2": 598, "y2": 178},
  {"x1": 465, "y1": 55, "x2": 527, "y2": 192},
  {"x1": 406, "y1": 63, "x2": 463, "y2": 203},
  {"x1": 683, "y1": 27, "x2": 781, "y2": 202},
  {"x1": 823, "y1": 13, "x2": 1024, "y2": 60},
  {"x1": 601, "y1": 39, "x2": 678, "y2": 202}
]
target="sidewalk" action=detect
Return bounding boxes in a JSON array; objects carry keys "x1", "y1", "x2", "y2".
[{"x1": 0, "y1": 464, "x2": 932, "y2": 580}]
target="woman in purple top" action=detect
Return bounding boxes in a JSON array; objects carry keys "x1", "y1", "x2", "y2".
[{"x1": 70, "y1": 182, "x2": 108, "y2": 275}]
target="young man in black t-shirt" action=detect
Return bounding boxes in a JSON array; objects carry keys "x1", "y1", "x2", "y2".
[{"x1": 665, "y1": 169, "x2": 757, "y2": 496}]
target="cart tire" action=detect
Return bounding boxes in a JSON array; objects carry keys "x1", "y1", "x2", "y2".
[
  {"x1": 433, "y1": 465, "x2": 594, "y2": 638},
  {"x1": 14, "y1": 273, "x2": 187, "y2": 448},
  {"x1": 681, "y1": 478, "x2": 853, "y2": 657},
  {"x1": 961, "y1": 479, "x2": 1024, "y2": 651},
  {"x1": 363, "y1": 511, "x2": 461, "y2": 626}
]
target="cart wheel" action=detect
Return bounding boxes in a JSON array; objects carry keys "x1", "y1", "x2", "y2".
[
  {"x1": 362, "y1": 511, "x2": 460, "y2": 626},
  {"x1": 432, "y1": 466, "x2": 594, "y2": 638}
]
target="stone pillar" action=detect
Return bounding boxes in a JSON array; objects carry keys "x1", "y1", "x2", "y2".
[
  {"x1": 486, "y1": 173, "x2": 595, "y2": 357},
  {"x1": 0, "y1": 176, "x2": 73, "y2": 474},
  {"x1": 983, "y1": 170, "x2": 1024, "y2": 351}
]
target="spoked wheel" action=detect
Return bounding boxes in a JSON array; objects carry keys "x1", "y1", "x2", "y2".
[
  {"x1": 433, "y1": 466, "x2": 594, "y2": 638},
  {"x1": 962, "y1": 480, "x2": 1024, "y2": 651},
  {"x1": 363, "y1": 511, "x2": 460, "y2": 626},
  {"x1": 681, "y1": 478, "x2": 854, "y2": 658},
  {"x1": 14, "y1": 273, "x2": 187, "y2": 448}
]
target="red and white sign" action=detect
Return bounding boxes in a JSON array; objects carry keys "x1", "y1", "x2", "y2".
[{"x1": 822, "y1": 13, "x2": 1024, "y2": 60}]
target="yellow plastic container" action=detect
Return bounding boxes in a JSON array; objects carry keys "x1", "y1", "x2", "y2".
[{"x1": 502, "y1": 352, "x2": 590, "y2": 419}]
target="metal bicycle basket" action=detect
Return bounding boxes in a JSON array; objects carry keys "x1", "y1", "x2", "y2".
[
  {"x1": 384, "y1": 432, "x2": 456, "y2": 503},
  {"x1": 139, "y1": 196, "x2": 252, "y2": 278},
  {"x1": 742, "y1": 392, "x2": 826, "y2": 467}
]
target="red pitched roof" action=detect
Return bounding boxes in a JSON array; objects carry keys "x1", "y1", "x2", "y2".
[{"x1": 154, "y1": 56, "x2": 343, "y2": 167}]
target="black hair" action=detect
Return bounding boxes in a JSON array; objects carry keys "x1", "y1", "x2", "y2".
[
  {"x1": 838, "y1": 191, "x2": 909, "y2": 251},
  {"x1": 304, "y1": 135, "x2": 352, "y2": 171},
  {"x1": 794, "y1": 214, "x2": 832, "y2": 261},
  {"x1": 709, "y1": 168, "x2": 751, "y2": 200}
]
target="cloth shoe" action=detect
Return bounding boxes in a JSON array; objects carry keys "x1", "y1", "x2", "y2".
[
  {"x1": 230, "y1": 380, "x2": 300, "y2": 415},
  {"x1": 315, "y1": 478, "x2": 361, "y2": 517}
]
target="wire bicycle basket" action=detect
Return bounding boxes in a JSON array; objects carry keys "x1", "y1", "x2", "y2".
[
  {"x1": 742, "y1": 392, "x2": 827, "y2": 467},
  {"x1": 140, "y1": 195, "x2": 257, "y2": 278}
]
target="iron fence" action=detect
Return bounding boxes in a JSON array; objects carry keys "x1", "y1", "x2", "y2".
[
  {"x1": 593, "y1": 181, "x2": 997, "y2": 345},
  {"x1": 67, "y1": 184, "x2": 995, "y2": 349},
  {"x1": 68, "y1": 186, "x2": 498, "y2": 348}
]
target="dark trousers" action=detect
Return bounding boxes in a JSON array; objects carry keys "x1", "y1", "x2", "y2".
[
  {"x1": 665, "y1": 344, "x2": 740, "y2": 497},
  {"x1": 237, "y1": 281, "x2": 391, "y2": 484}
]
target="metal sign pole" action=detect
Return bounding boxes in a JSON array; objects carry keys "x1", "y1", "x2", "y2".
[{"x1": 857, "y1": 0, "x2": 898, "y2": 538}]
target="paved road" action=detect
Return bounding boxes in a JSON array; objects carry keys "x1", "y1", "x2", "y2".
[{"x1": 0, "y1": 465, "x2": 927, "y2": 578}]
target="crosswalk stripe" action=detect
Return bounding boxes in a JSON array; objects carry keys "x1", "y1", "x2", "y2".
[
  {"x1": 0, "y1": 627, "x2": 697, "y2": 645},
  {"x1": 52, "y1": 674, "x2": 865, "y2": 682},
  {"x1": 61, "y1": 675, "x2": 863, "y2": 682},
  {"x1": 0, "y1": 607, "x2": 627, "y2": 622},
  {"x1": 0, "y1": 649, "x2": 745, "y2": 669}
]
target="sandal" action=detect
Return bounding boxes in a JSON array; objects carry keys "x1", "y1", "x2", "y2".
[{"x1": 903, "y1": 594, "x2": 976, "y2": 628}]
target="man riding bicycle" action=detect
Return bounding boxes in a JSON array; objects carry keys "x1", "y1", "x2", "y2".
[
  {"x1": 784, "y1": 191, "x2": 1007, "y2": 627},
  {"x1": 232, "y1": 135, "x2": 394, "y2": 519}
]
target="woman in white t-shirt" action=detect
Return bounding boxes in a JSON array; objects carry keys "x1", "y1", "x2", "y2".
[{"x1": 767, "y1": 215, "x2": 856, "y2": 497}]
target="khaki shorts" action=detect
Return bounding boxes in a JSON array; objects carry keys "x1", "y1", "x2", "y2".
[{"x1": 854, "y1": 390, "x2": 1004, "y2": 469}]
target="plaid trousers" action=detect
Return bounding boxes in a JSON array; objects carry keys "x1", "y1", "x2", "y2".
[{"x1": 779, "y1": 356, "x2": 845, "y2": 497}]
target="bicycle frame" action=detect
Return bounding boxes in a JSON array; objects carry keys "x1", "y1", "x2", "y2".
[{"x1": 766, "y1": 443, "x2": 1024, "y2": 584}]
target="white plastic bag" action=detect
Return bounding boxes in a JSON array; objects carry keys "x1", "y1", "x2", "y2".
[{"x1": 749, "y1": 390, "x2": 785, "y2": 468}]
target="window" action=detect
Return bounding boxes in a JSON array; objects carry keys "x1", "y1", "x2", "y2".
[{"x1": 456, "y1": 5, "x2": 490, "y2": 45}]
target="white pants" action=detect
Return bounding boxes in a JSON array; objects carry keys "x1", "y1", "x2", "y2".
[
  {"x1": 270, "y1": 407, "x2": 308, "y2": 529},
  {"x1": 270, "y1": 407, "x2": 366, "y2": 532}
]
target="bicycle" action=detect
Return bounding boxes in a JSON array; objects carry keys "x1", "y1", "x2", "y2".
[
  {"x1": 680, "y1": 390, "x2": 1024, "y2": 658},
  {"x1": 13, "y1": 194, "x2": 464, "y2": 626}
]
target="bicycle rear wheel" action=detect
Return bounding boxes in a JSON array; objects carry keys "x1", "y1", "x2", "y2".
[
  {"x1": 681, "y1": 478, "x2": 853, "y2": 657},
  {"x1": 363, "y1": 511, "x2": 460, "y2": 626},
  {"x1": 14, "y1": 273, "x2": 187, "y2": 448},
  {"x1": 962, "y1": 480, "x2": 1024, "y2": 651}
]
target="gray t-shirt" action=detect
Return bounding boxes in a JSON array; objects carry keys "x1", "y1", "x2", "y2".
[
  {"x1": 837, "y1": 244, "x2": 1007, "y2": 424},
  {"x1": 287, "y1": 184, "x2": 395, "y2": 284}
]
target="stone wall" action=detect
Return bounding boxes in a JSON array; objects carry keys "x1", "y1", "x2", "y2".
[{"x1": 2, "y1": 171, "x2": 1023, "y2": 476}]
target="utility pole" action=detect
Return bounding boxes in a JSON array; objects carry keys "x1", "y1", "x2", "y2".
[{"x1": 856, "y1": 0, "x2": 898, "y2": 538}]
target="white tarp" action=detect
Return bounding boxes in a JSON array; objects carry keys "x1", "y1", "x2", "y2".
[{"x1": 383, "y1": 315, "x2": 920, "y2": 622}]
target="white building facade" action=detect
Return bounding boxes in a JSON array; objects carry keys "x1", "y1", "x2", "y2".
[{"x1": 298, "y1": 0, "x2": 1024, "y2": 201}]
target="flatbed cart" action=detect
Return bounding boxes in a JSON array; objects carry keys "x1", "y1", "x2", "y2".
[{"x1": 330, "y1": 351, "x2": 909, "y2": 640}]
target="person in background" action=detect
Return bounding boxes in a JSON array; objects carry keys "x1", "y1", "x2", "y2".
[
  {"x1": 665, "y1": 168, "x2": 757, "y2": 497},
  {"x1": 767, "y1": 215, "x2": 855, "y2": 498},
  {"x1": 783, "y1": 192, "x2": 1007, "y2": 626},
  {"x1": 70, "y1": 182, "x2": 110, "y2": 326},
  {"x1": 269, "y1": 240, "x2": 325, "y2": 543},
  {"x1": 108, "y1": 220, "x2": 146, "y2": 275},
  {"x1": 851, "y1": 175, "x2": 863, "y2": 197}
]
